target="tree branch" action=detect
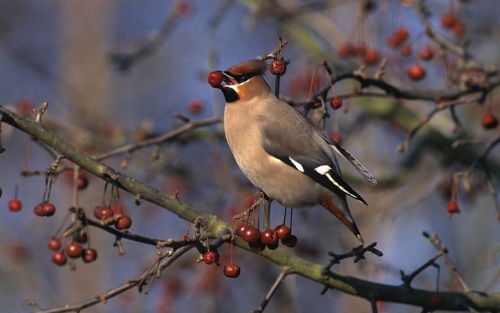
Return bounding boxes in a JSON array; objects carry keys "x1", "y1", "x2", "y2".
[
  {"x1": 27, "y1": 246, "x2": 193, "y2": 313},
  {"x1": 1, "y1": 106, "x2": 499, "y2": 312}
]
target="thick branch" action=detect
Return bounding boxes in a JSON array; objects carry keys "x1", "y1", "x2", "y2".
[{"x1": 1, "y1": 106, "x2": 499, "y2": 312}]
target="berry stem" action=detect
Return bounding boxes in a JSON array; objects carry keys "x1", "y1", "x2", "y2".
[
  {"x1": 102, "y1": 181, "x2": 109, "y2": 206},
  {"x1": 263, "y1": 197, "x2": 271, "y2": 230},
  {"x1": 274, "y1": 75, "x2": 281, "y2": 98},
  {"x1": 254, "y1": 270, "x2": 289, "y2": 313},
  {"x1": 230, "y1": 235, "x2": 234, "y2": 264},
  {"x1": 0, "y1": 116, "x2": 5, "y2": 153},
  {"x1": 13, "y1": 173, "x2": 22, "y2": 199},
  {"x1": 72, "y1": 166, "x2": 79, "y2": 208}
]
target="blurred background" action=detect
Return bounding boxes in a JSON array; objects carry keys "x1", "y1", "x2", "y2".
[{"x1": 0, "y1": 0, "x2": 499, "y2": 312}]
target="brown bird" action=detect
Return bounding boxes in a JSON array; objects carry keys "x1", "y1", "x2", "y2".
[{"x1": 209, "y1": 59, "x2": 376, "y2": 243}]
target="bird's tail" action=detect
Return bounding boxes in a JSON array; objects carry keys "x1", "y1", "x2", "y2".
[{"x1": 320, "y1": 194, "x2": 364, "y2": 243}]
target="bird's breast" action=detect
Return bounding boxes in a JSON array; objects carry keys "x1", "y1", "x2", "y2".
[{"x1": 224, "y1": 105, "x2": 324, "y2": 207}]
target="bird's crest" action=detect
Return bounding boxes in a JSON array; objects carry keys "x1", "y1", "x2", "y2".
[{"x1": 225, "y1": 59, "x2": 267, "y2": 76}]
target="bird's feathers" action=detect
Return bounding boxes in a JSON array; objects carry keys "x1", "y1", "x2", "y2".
[
  {"x1": 225, "y1": 59, "x2": 267, "y2": 76},
  {"x1": 329, "y1": 141, "x2": 377, "y2": 185},
  {"x1": 277, "y1": 155, "x2": 367, "y2": 204},
  {"x1": 256, "y1": 99, "x2": 367, "y2": 204}
]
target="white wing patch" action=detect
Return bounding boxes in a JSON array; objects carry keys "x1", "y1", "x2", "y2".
[
  {"x1": 325, "y1": 172, "x2": 357, "y2": 198},
  {"x1": 288, "y1": 157, "x2": 304, "y2": 172},
  {"x1": 314, "y1": 165, "x2": 331, "y2": 175}
]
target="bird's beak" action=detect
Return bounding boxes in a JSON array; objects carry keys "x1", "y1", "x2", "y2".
[{"x1": 222, "y1": 71, "x2": 238, "y2": 86}]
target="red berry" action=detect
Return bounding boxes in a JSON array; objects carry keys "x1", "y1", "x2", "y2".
[
  {"x1": 76, "y1": 174, "x2": 89, "y2": 190},
  {"x1": 111, "y1": 202, "x2": 124, "y2": 216},
  {"x1": 260, "y1": 230, "x2": 279, "y2": 246},
  {"x1": 267, "y1": 240, "x2": 279, "y2": 250},
  {"x1": 338, "y1": 42, "x2": 354, "y2": 58},
  {"x1": 207, "y1": 70, "x2": 224, "y2": 88},
  {"x1": 93, "y1": 206, "x2": 113, "y2": 220},
  {"x1": 481, "y1": 113, "x2": 498, "y2": 130},
  {"x1": 241, "y1": 225, "x2": 260, "y2": 243},
  {"x1": 441, "y1": 14, "x2": 457, "y2": 28},
  {"x1": 363, "y1": 48, "x2": 379, "y2": 65},
  {"x1": 41, "y1": 202, "x2": 56, "y2": 217},
  {"x1": 394, "y1": 27, "x2": 409, "y2": 43},
  {"x1": 235, "y1": 223, "x2": 248, "y2": 237},
  {"x1": 354, "y1": 43, "x2": 366, "y2": 57},
  {"x1": 446, "y1": 200, "x2": 460, "y2": 214},
  {"x1": 249, "y1": 240, "x2": 266, "y2": 252},
  {"x1": 203, "y1": 251, "x2": 218, "y2": 264},
  {"x1": 223, "y1": 263, "x2": 240, "y2": 278},
  {"x1": 281, "y1": 234, "x2": 298, "y2": 247},
  {"x1": 388, "y1": 35, "x2": 400, "y2": 49},
  {"x1": 82, "y1": 248, "x2": 98, "y2": 263},
  {"x1": 188, "y1": 100, "x2": 204, "y2": 114},
  {"x1": 408, "y1": 64, "x2": 426, "y2": 81},
  {"x1": 419, "y1": 46, "x2": 434, "y2": 61},
  {"x1": 52, "y1": 251, "x2": 67, "y2": 266},
  {"x1": 48, "y1": 237, "x2": 61, "y2": 251},
  {"x1": 34, "y1": 203, "x2": 44, "y2": 216},
  {"x1": 330, "y1": 131, "x2": 342, "y2": 144},
  {"x1": 16, "y1": 99, "x2": 34, "y2": 116},
  {"x1": 65, "y1": 242, "x2": 83, "y2": 258},
  {"x1": 274, "y1": 225, "x2": 291, "y2": 239},
  {"x1": 388, "y1": 28, "x2": 409, "y2": 48},
  {"x1": 269, "y1": 59, "x2": 287, "y2": 76},
  {"x1": 330, "y1": 97, "x2": 343, "y2": 110},
  {"x1": 76, "y1": 230, "x2": 88, "y2": 244},
  {"x1": 182, "y1": 233, "x2": 190, "y2": 241},
  {"x1": 401, "y1": 44, "x2": 412, "y2": 56},
  {"x1": 8, "y1": 199, "x2": 22, "y2": 212},
  {"x1": 115, "y1": 215, "x2": 132, "y2": 230},
  {"x1": 452, "y1": 21, "x2": 465, "y2": 36}
]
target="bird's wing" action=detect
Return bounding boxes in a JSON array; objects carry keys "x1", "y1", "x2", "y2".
[
  {"x1": 325, "y1": 138, "x2": 378, "y2": 185},
  {"x1": 257, "y1": 106, "x2": 366, "y2": 204}
]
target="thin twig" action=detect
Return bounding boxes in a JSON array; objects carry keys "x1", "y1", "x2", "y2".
[
  {"x1": 94, "y1": 117, "x2": 221, "y2": 160},
  {"x1": 28, "y1": 246, "x2": 193, "y2": 313},
  {"x1": 2, "y1": 106, "x2": 500, "y2": 312},
  {"x1": 422, "y1": 231, "x2": 470, "y2": 291},
  {"x1": 400, "y1": 249, "x2": 446, "y2": 288},
  {"x1": 323, "y1": 242, "x2": 383, "y2": 274},
  {"x1": 252, "y1": 269, "x2": 289, "y2": 313},
  {"x1": 109, "y1": 0, "x2": 186, "y2": 71},
  {"x1": 398, "y1": 98, "x2": 480, "y2": 153}
]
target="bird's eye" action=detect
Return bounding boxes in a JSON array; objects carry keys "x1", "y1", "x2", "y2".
[{"x1": 236, "y1": 73, "x2": 254, "y2": 83}]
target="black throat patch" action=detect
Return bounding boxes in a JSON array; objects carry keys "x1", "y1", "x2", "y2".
[{"x1": 221, "y1": 87, "x2": 239, "y2": 103}]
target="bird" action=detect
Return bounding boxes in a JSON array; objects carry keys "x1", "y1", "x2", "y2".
[{"x1": 208, "y1": 59, "x2": 376, "y2": 243}]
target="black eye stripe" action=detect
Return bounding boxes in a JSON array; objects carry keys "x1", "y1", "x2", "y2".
[{"x1": 234, "y1": 73, "x2": 257, "y2": 83}]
